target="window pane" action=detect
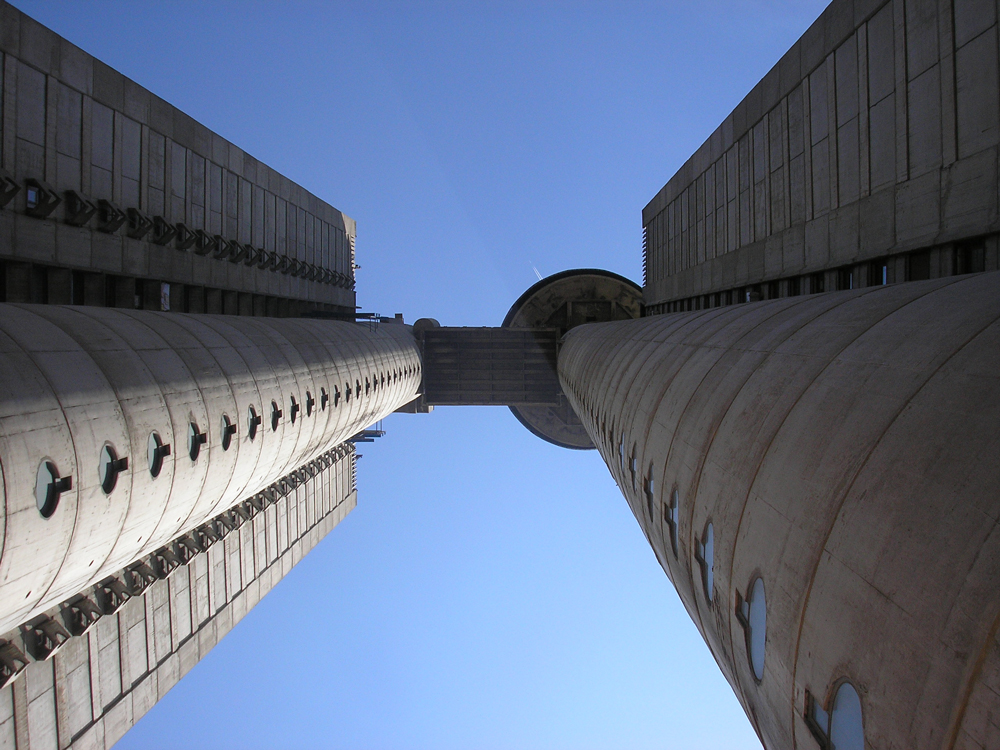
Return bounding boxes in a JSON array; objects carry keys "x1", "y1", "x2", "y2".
[{"x1": 830, "y1": 683, "x2": 864, "y2": 750}]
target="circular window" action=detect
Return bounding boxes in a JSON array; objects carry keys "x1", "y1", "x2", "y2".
[
  {"x1": 305, "y1": 391, "x2": 314, "y2": 417},
  {"x1": 99, "y1": 445, "x2": 127, "y2": 494},
  {"x1": 221, "y1": 415, "x2": 236, "y2": 451},
  {"x1": 830, "y1": 682, "x2": 864, "y2": 750},
  {"x1": 320, "y1": 388, "x2": 328, "y2": 411},
  {"x1": 247, "y1": 405, "x2": 260, "y2": 441},
  {"x1": 188, "y1": 422, "x2": 206, "y2": 461},
  {"x1": 355, "y1": 380, "x2": 361, "y2": 398},
  {"x1": 747, "y1": 577, "x2": 767, "y2": 680},
  {"x1": 271, "y1": 400, "x2": 282, "y2": 431},
  {"x1": 701, "y1": 522, "x2": 714, "y2": 602},
  {"x1": 35, "y1": 460, "x2": 69, "y2": 518},
  {"x1": 289, "y1": 396, "x2": 299, "y2": 424},
  {"x1": 345, "y1": 383, "x2": 351, "y2": 403},
  {"x1": 147, "y1": 432, "x2": 171, "y2": 478}
]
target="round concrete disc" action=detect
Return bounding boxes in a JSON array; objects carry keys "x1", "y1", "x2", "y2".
[{"x1": 502, "y1": 269, "x2": 642, "y2": 449}]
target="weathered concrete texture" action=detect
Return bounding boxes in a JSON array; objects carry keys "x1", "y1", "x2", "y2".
[
  {"x1": 559, "y1": 272, "x2": 1000, "y2": 750},
  {"x1": 0, "y1": 305, "x2": 421, "y2": 635},
  {"x1": 643, "y1": 0, "x2": 1000, "y2": 308},
  {"x1": 0, "y1": 0, "x2": 355, "y2": 310},
  {"x1": 0, "y1": 445, "x2": 357, "y2": 750}
]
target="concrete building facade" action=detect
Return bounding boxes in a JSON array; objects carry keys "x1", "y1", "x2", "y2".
[
  {"x1": 0, "y1": 4, "x2": 420, "y2": 747},
  {"x1": 0, "y1": 1, "x2": 356, "y2": 318},
  {"x1": 642, "y1": 0, "x2": 1000, "y2": 314}
]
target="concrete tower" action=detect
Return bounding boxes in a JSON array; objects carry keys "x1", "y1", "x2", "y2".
[{"x1": 0, "y1": 3, "x2": 425, "y2": 745}]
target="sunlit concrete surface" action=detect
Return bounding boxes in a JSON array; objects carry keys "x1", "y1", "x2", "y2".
[
  {"x1": 560, "y1": 274, "x2": 1000, "y2": 749},
  {"x1": 0, "y1": 305, "x2": 420, "y2": 635}
]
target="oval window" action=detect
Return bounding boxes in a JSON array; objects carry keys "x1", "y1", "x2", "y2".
[
  {"x1": 99, "y1": 445, "x2": 126, "y2": 494},
  {"x1": 667, "y1": 488, "x2": 680, "y2": 556},
  {"x1": 699, "y1": 522, "x2": 714, "y2": 602},
  {"x1": 747, "y1": 577, "x2": 766, "y2": 680},
  {"x1": 35, "y1": 460, "x2": 68, "y2": 518},
  {"x1": 147, "y1": 432, "x2": 171, "y2": 478},
  {"x1": 830, "y1": 682, "x2": 864, "y2": 750},
  {"x1": 221, "y1": 415, "x2": 235, "y2": 451},
  {"x1": 188, "y1": 422, "x2": 206, "y2": 461},
  {"x1": 247, "y1": 405, "x2": 260, "y2": 441}
]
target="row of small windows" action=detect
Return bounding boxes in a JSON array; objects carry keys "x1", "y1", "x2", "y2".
[
  {"x1": 647, "y1": 239, "x2": 990, "y2": 316},
  {"x1": 0, "y1": 174, "x2": 356, "y2": 290},
  {"x1": 566, "y1": 376, "x2": 863, "y2": 750},
  {"x1": 6, "y1": 444, "x2": 355, "y2": 674},
  {"x1": 591, "y1": 403, "x2": 763, "y2": 685},
  {"x1": 30, "y1": 362, "x2": 420, "y2": 518}
]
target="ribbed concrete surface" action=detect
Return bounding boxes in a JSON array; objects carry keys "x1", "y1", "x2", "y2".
[
  {"x1": 559, "y1": 273, "x2": 1000, "y2": 750},
  {"x1": 0, "y1": 306, "x2": 421, "y2": 635}
]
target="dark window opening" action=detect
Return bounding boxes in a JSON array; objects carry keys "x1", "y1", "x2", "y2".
[
  {"x1": 694, "y1": 521, "x2": 714, "y2": 603},
  {"x1": 147, "y1": 432, "x2": 170, "y2": 478},
  {"x1": 221, "y1": 415, "x2": 236, "y2": 451},
  {"x1": 664, "y1": 488, "x2": 679, "y2": 556},
  {"x1": 644, "y1": 468, "x2": 655, "y2": 522},
  {"x1": 99, "y1": 444, "x2": 128, "y2": 494},
  {"x1": 247, "y1": 405, "x2": 261, "y2": 440},
  {"x1": 955, "y1": 239, "x2": 986, "y2": 275},
  {"x1": 35, "y1": 460, "x2": 71, "y2": 518},
  {"x1": 188, "y1": 423, "x2": 207, "y2": 461},
  {"x1": 869, "y1": 260, "x2": 888, "y2": 286},
  {"x1": 908, "y1": 251, "x2": 931, "y2": 281}
]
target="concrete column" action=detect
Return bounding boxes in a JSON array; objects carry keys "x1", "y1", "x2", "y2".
[
  {"x1": 0, "y1": 306, "x2": 421, "y2": 635},
  {"x1": 558, "y1": 273, "x2": 1000, "y2": 750}
]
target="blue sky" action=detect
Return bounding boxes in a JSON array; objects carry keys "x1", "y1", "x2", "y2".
[{"x1": 15, "y1": 2, "x2": 829, "y2": 747}]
